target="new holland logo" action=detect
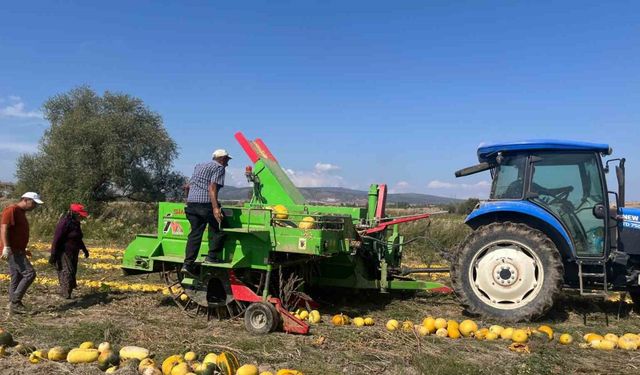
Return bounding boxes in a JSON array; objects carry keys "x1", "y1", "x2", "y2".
[{"x1": 623, "y1": 214, "x2": 640, "y2": 230}]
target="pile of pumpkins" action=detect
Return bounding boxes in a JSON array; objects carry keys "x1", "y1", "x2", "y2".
[
  {"x1": 580, "y1": 332, "x2": 640, "y2": 351},
  {"x1": 0, "y1": 328, "x2": 303, "y2": 374},
  {"x1": 330, "y1": 314, "x2": 375, "y2": 327},
  {"x1": 292, "y1": 309, "x2": 322, "y2": 324},
  {"x1": 383, "y1": 317, "x2": 567, "y2": 345},
  {"x1": 378, "y1": 316, "x2": 640, "y2": 351}
]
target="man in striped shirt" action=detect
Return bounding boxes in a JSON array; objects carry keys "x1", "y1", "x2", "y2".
[{"x1": 181, "y1": 149, "x2": 232, "y2": 277}]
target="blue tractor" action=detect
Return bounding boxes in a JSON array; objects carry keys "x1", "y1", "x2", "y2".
[{"x1": 452, "y1": 140, "x2": 639, "y2": 321}]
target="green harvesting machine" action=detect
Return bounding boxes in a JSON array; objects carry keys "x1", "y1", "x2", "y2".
[{"x1": 122, "y1": 132, "x2": 450, "y2": 334}]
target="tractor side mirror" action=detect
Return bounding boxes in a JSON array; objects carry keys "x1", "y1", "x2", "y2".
[{"x1": 592, "y1": 204, "x2": 606, "y2": 219}]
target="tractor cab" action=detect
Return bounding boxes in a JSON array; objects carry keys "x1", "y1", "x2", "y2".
[{"x1": 452, "y1": 140, "x2": 639, "y2": 322}]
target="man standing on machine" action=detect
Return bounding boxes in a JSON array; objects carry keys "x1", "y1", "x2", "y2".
[{"x1": 181, "y1": 149, "x2": 231, "y2": 277}]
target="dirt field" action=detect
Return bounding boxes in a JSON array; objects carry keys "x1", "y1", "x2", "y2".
[{"x1": 1, "y1": 241, "x2": 640, "y2": 375}]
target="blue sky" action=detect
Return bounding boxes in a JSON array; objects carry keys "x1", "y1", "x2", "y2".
[{"x1": 1, "y1": 1, "x2": 638, "y2": 199}]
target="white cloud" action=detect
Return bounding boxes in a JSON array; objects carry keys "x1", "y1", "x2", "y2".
[
  {"x1": 314, "y1": 162, "x2": 340, "y2": 173},
  {"x1": 426, "y1": 179, "x2": 491, "y2": 199},
  {"x1": 285, "y1": 162, "x2": 345, "y2": 187},
  {"x1": 0, "y1": 142, "x2": 38, "y2": 153},
  {"x1": 0, "y1": 96, "x2": 42, "y2": 119},
  {"x1": 389, "y1": 180, "x2": 411, "y2": 193}
]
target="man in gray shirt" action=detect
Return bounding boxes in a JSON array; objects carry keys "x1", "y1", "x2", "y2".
[{"x1": 181, "y1": 149, "x2": 231, "y2": 277}]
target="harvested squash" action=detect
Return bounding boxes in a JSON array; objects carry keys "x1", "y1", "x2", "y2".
[
  {"x1": 237, "y1": 364, "x2": 260, "y2": 375},
  {"x1": 120, "y1": 346, "x2": 150, "y2": 360},
  {"x1": 216, "y1": 352, "x2": 240, "y2": 375},
  {"x1": 459, "y1": 320, "x2": 478, "y2": 337},
  {"x1": 67, "y1": 348, "x2": 100, "y2": 364},
  {"x1": 386, "y1": 319, "x2": 399, "y2": 331}
]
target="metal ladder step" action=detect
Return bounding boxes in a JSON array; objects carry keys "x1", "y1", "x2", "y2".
[{"x1": 577, "y1": 260, "x2": 608, "y2": 297}]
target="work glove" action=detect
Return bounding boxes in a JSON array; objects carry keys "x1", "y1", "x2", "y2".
[
  {"x1": 83, "y1": 249, "x2": 90, "y2": 259},
  {"x1": 1, "y1": 246, "x2": 11, "y2": 260}
]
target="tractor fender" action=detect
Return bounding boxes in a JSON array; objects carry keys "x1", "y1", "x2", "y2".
[{"x1": 465, "y1": 201, "x2": 576, "y2": 260}]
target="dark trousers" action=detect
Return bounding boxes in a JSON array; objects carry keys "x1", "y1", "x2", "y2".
[
  {"x1": 55, "y1": 250, "x2": 79, "y2": 298},
  {"x1": 8, "y1": 252, "x2": 36, "y2": 303},
  {"x1": 184, "y1": 202, "x2": 225, "y2": 266}
]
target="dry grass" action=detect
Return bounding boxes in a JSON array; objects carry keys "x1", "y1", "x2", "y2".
[{"x1": 1, "y1": 210, "x2": 640, "y2": 374}]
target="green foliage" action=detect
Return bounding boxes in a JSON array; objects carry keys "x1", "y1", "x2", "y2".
[
  {"x1": 15, "y1": 86, "x2": 185, "y2": 212},
  {"x1": 401, "y1": 213, "x2": 471, "y2": 265},
  {"x1": 446, "y1": 198, "x2": 480, "y2": 215}
]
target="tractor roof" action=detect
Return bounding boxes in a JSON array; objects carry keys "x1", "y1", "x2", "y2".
[{"x1": 477, "y1": 140, "x2": 611, "y2": 162}]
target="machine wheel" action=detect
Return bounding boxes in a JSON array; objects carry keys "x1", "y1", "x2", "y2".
[
  {"x1": 451, "y1": 222, "x2": 564, "y2": 322},
  {"x1": 244, "y1": 302, "x2": 279, "y2": 334},
  {"x1": 161, "y1": 263, "x2": 251, "y2": 320}
]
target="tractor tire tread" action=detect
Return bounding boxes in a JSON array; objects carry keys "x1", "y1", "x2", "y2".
[{"x1": 450, "y1": 221, "x2": 564, "y2": 322}]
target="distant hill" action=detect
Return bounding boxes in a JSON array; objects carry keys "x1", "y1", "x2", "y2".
[{"x1": 219, "y1": 186, "x2": 461, "y2": 206}]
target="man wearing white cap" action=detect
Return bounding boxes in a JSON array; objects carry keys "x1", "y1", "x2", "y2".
[
  {"x1": 181, "y1": 149, "x2": 232, "y2": 277},
  {"x1": 1, "y1": 192, "x2": 43, "y2": 314}
]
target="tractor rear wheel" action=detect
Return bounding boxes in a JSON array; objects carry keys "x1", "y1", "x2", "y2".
[{"x1": 451, "y1": 222, "x2": 563, "y2": 322}]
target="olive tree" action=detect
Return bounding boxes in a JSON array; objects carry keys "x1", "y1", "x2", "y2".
[{"x1": 15, "y1": 86, "x2": 185, "y2": 211}]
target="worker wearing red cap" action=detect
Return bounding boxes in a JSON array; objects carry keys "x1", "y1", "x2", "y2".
[{"x1": 49, "y1": 203, "x2": 90, "y2": 299}]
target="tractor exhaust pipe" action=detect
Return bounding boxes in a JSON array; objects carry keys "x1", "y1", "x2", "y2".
[{"x1": 616, "y1": 158, "x2": 626, "y2": 207}]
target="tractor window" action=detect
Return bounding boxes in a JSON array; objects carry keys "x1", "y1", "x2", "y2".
[
  {"x1": 491, "y1": 154, "x2": 527, "y2": 199},
  {"x1": 530, "y1": 153, "x2": 605, "y2": 256}
]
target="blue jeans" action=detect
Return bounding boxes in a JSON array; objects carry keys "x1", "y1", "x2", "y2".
[{"x1": 184, "y1": 203, "x2": 225, "y2": 266}]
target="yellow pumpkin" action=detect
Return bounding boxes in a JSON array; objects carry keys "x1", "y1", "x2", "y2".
[
  {"x1": 416, "y1": 325, "x2": 429, "y2": 336},
  {"x1": 79, "y1": 341, "x2": 95, "y2": 349},
  {"x1": 237, "y1": 364, "x2": 260, "y2": 375},
  {"x1": 216, "y1": 352, "x2": 240, "y2": 375},
  {"x1": 120, "y1": 346, "x2": 150, "y2": 361},
  {"x1": 331, "y1": 314, "x2": 349, "y2": 326},
  {"x1": 500, "y1": 328, "x2": 514, "y2": 340},
  {"x1": 162, "y1": 354, "x2": 184, "y2": 375},
  {"x1": 434, "y1": 318, "x2": 447, "y2": 330},
  {"x1": 459, "y1": 320, "x2": 478, "y2": 337},
  {"x1": 593, "y1": 339, "x2": 616, "y2": 350},
  {"x1": 298, "y1": 217, "x2": 315, "y2": 229},
  {"x1": 511, "y1": 329, "x2": 528, "y2": 343},
  {"x1": 447, "y1": 320, "x2": 461, "y2": 339},
  {"x1": 386, "y1": 319, "x2": 399, "y2": 331},
  {"x1": 489, "y1": 325, "x2": 504, "y2": 336},
  {"x1": 475, "y1": 328, "x2": 489, "y2": 340},
  {"x1": 67, "y1": 348, "x2": 100, "y2": 364},
  {"x1": 559, "y1": 333, "x2": 573, "y2": 345},
  {"x1": 618, "y1": 337, "x2": 638, "y2": 350},
  {"x1": 537, "y1": 325, "x2": 554, "y2": 341},
  {"x1": 308, "y1": 310, "x2": 321, "y2": 324},
  {"x1": 363, "y1": 317, "x2": 374, "y2": 326},
  {"x1": 422, "y1": 317, "x2": 436, "y2": 333},
  {"x1": 604, "y1": 333, "x2": 619, "y2": 343},
  {"x1": 48, "y1": 346, "x2": 68, "y2": 361},
  {"x1": 353, "y1": 317, "x2": 365, "y2": 327},
  {"x1": 435, "y1": 328, "x2": 449, "y2": 337},
  {"x1": 184, "y1": 351, "x2": 197, "y2": 361},
  {"x1": 584, "y1": 333, "x2": 604, "y2": 344},
  {"x1": 402, "y1": 321, "x2": 414, "y2": 332},
  {"x1": 272, "y1": 205, "x2": 289, "y2": 219},
  {"x1": 485, "y1": 332, "x2": 499, "y2": 341},
  {"x1": 276, "y1": 370, "x2": 304, "y2": 375},
  {"x1": 202, "y1": 353, "x2": 218, "y2": 365},
  {"x1": 170, "y1": 362, "x2": 190, "y2": 375}
]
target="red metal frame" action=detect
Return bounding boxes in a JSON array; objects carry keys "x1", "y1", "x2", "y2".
[
  {"x1": 362, "y1": 213, "x2": 431, "y2": 235},
  {"x1": 375, "y1": 184, "x2": 387, "y2": 219},
  {"x1": 255, "y1": 138, "x2": 278, "y2": 163},
  {"x1": 229, "y1": 271, "x2": 310, "y2": 334},
  {"x1": 234, "y1": 131, "x2": 260, "y2": 163}
]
